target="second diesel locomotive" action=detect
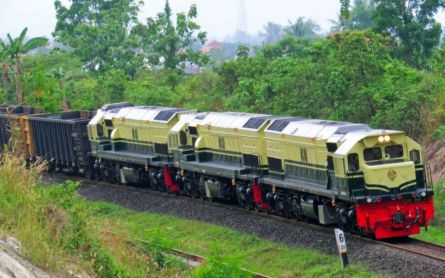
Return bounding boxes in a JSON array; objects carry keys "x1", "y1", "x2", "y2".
[{"x1": 86, "y1": 103, "x2": 434, "y2": 239}]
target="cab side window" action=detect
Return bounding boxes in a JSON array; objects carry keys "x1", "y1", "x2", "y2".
[
  {"x1": 410, "y1": 150, "x2": 420, "y2": 164},
  {"x1": 179, "y1": 131, "x2": 187, "y2": 145},
  {"x1": 348, "y1": 153, "x2": 359, "y2": 171},
  {"x1": 97, "y1": 125, "x2": 104, "y2": 137}
]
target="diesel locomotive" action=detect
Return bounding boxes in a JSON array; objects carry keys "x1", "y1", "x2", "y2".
[{"x1": 0, "y1": 103, "x2": 435, "y2": 239}]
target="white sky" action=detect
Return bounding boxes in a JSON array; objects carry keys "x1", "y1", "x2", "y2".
[{"x1": 0, "y1": 0, "x2": 444, "y2": 40}]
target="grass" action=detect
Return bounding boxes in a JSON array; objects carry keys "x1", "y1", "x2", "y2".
[
  {"x1": 91, "y1": 202, "x2": 379, "y2": 278},
  {"x1": 414, "y1": 180, "x2": 445, "y2": 245},
  {"x1": 0, "y1": 153, "x2": 187, "y2": 277},
  {"x1": 0, "y1": 152, "x2": 379, "y2": 277}
]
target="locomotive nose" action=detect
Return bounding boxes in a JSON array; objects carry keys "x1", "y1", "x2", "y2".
[{"x1": 392, "y1": 211, "x2": 406, "y2": 224}]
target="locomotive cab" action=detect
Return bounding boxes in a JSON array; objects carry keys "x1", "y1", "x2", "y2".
[
  {"x1": 343, "y1": 132, "x2": 430, "y2": 197},
  {"x1": 336, "y1": 131, "x2": 434, "y2": 238}
]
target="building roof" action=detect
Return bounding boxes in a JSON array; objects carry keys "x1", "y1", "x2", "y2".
[{"x1": 201, "y1": 40, "x2": 222, "y2": 53}]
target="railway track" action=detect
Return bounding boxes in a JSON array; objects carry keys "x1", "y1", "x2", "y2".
[
  {"x1": 48, "y1": 174, "x2": 445, "y2": 266},
  {"x1": 116, "y1": 231, "x2": 273, "y2": 277},
  {"x1": 165, "y1": 247, "x2": 272, "y2": 278},
  {"x1": 380, "y1": 238, "x2": 445, "y2": 262}
]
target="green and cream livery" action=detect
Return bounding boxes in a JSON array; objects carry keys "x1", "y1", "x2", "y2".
[
  {"x1": 87, "y1": 103, "x2": 433, "y2": 238},
  {"x1": 88, "y1": 104, "x2": 429, "y2": 201},
  {"x1": 329, "y1": 129, "x2": 423, "y2": 197}
]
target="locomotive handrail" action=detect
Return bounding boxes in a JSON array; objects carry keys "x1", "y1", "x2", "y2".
[{"x1": 425, "y1": 163, "x2": 433, "y2": 190}]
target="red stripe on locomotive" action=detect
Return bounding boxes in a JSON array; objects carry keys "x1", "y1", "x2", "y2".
[
  {"x1": 163, "y1": 166, "x2": 180, "y2": 194},
  {"x1": 252, "y1": 180, "x2": 269, "y2": 209}
]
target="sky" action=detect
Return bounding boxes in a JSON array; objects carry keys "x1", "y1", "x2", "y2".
[
  {"x1": 0, "y1": 0, "x2": 340, "y2": 40},
  {"x1": 1, "y1": 0, "x2": 444, "y2": 41}
]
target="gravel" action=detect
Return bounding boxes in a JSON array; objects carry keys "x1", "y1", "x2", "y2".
[{"x1": 75, "y1": 181, "x2": 445, "y2": 278}]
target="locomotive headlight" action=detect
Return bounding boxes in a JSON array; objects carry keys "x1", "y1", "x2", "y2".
[
  {"x1": 421, "y1": 191, "x2": 426, "y2": 197},
  {"x1": 366, "y1": 197, "x2": 372, "y2": 203},
  {"x1": 378, "y1": 136, "x2": 384, "y2": 143},
  {"x1": 384, "y1": 135, "x2": 391, "y2": 142}
]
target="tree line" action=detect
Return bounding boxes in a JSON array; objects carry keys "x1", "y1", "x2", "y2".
[{"x1": 0, "y1": 0, "x2": 445, "y2": 141}]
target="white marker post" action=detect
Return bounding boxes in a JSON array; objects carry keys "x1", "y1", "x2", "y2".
[{"x1": 334, "y1": 228, "x2": 349, "y2": 267}]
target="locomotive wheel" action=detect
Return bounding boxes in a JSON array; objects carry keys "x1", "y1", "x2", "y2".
[
  {"x1": 237, "y1": 195, "x2": 245, "y2": 208},
  {"x1": 85, "y1": 168, "x2": 93, "y2": 180},
  {"x1": 190, "y1": 182, "x2": 200, "y2": 199},
  {"x1": 45, "y1": 161, "x2": 55, "y2": 173}
]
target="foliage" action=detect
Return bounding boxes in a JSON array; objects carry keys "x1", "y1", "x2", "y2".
[
  {"x1": 205, "y1": 42, "x2": 239, "y2": 63},
  {"x1": 192, "y1": 250, "x2": 250, "y2": 278},
  {"x1": 0, "y1": 153, "x2": 186, "y2": 276},
  {"x1": 415, "y1": 181, "x2": 445, "y2": 244},
  {"x1": 124, "y1": 72, "x2": 174, "y2": 106},
  {"x1": 284, "y1": 17, "x2": 321, "y2": 39},
  {"x1": 236, "y1": 45, "x2": 250, "y2": 58},
  {"x1": 25, "y1": 64, "x2": 60, "y2": 112},
  {"x1": 3, "y1": 4, "x2": 445, "y2": 144},
  {"x1": 0, "y1": 39, "x2": 13, "y2": 103},
  {"x1": 261, "y1": 36, "x2": 315, "y2": 59},
  {"x1": 260, "y1": 22, "x2": 284, "y2": 44},
  {"x1": 97, "y1": 69, "x2": 127, "y2": 104},
  {"x1": 101, "y1": 203, "x2": 378, "y2": 277},
  {"x1": 373, "y1": 0, "x2": 445, "y2": 68},
  {"x1": 339, "y1": 0, "x2": 352, "y2": 31},
  {"x1": 53, "y1": 0, "x2": 143, "y2": 78},
  {"x1": 350, "y1": 0, "x2": 376, "y2": 30},
  {"x1": 215, "y1": 30, "x2": 445, "y2": 140},
  {"x1": 5, "y1": 27, "x2": 48, "y2": 104},
  {"x1": 366, "y1": 62, "x2": 444, "y2": 138},
  {"x1": 333, "y1": 0, "x2": 376, "y2": 31},
  {"x1": 23, "y1": 50, "x2": 84, "y2": 110},
  {"x1": 175, "y1": 71, "x2": 223, "y2": 111},
  {"x1": 135, "y1": 0, "x2": 208, "y2": 69},
  {"x1": 431, "y1": 126, "x2": 445, "y2": 141}
]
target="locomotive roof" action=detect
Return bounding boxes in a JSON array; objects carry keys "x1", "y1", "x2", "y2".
[
  {"x1": 266, "y1": 117, "x2": 371, "y2": 140},
  {"x1": 195, "y1": 111, "x2": 273, "y2": 130},
  {"x1": 335, "y1": 129, "x2": 404, "y2": 156},
  {"x1": 112, "y1": 106, "x2": 193, "y2": 123}
]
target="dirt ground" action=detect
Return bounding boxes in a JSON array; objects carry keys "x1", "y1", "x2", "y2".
[{"x1": 424, "y1": 142, "x2": 445, "y2": 184}]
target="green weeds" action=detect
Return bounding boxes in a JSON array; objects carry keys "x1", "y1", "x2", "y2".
[
  {"x1": 0, "y1": 153, "x2": 185, "y2": 277},
  {"x1": 0, "y1": 153, "x2": 378, "y2": 277},
  {"x1": 415, "y1": 180, "x2": 445, "y2": 244}
]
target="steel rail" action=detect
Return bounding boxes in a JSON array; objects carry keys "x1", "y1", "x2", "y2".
[{"x1": 378, "y1": 238, "x2": 445, "y2": 262}]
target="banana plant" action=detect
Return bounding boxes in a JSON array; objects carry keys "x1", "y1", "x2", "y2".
[{"x1": 6, "y1": 27, "x2": 48, "y2": 104}]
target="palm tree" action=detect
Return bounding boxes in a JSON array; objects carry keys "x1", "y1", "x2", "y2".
[
  {"x1": 260, "y1": 22, "x2": 284, "y2": 44},
  {"x1": 7, "y1": 28, "x2": 48, "y2": 104},
  {"x1": 285, "y1": 17, "x2": 321, "y2": 39}
]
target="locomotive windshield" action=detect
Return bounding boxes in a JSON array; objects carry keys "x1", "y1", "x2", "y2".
[
  {"x1": 384, "y1": 144, "x2": 403, "y2": 158},
  {"x1": 363, "y1": 144, "x2": 405, "y2": 165},
  {"x1": 364, "y1": 147, "x2": 381, "y2": 161}
]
